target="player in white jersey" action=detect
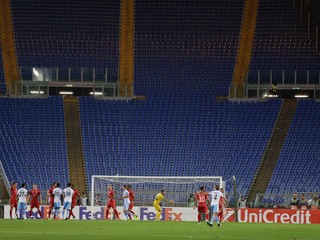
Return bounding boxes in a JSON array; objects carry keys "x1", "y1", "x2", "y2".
[
  {"x1": 122, "y1": 185, "x2": 135, "y2": 220},
  {"x1": 17, "y1": 183, "x2": 29, "y2": 220},
  {"x1": 62, "y1": 183, "x2": 74, "y2": 220},
  {"x1": 52, "y1": 183, "x2": 63, "y2": 219},
  {"x1": 207, "y1": 185, "x2": 223, "y2": 227}
]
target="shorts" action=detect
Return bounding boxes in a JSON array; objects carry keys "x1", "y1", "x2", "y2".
[
  {"x1": 54, "y1": 202, "x2": 61, "y2": 208},
  {"x1": 63, "y1": 201, "x2": 71, "y2": 210},
  {"x1": 123, "y1": 203, "x2": 130, "y2": 211},
  {"x1": 10, "y1": 199, "x2": 17, "y2": 208},
  {"x1": 211, "y1": 204, "x2": 219, "y2": 213},
  {"x1": 107, "y1": 201, "x2": 116, "y2": 210},
  {"x1": 129, "y1": 202, "x2": 134, "y2": 211},
  {"x1": 198, "y1": 206, "x2": 208, "y2": 213},
  {"x1": 30, "y1": 201, "x2": 40, "y2": 209},
  {"x1": 154, "y1": 203, "x2": 162, "y2": 212},
  {"x1": 18, "y1": 202, "x2": 26, "y2": 211}
]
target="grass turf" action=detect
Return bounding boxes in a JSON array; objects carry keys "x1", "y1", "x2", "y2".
[{"x1": 0, "y1": 220, "x2": 319, "y2": 240}]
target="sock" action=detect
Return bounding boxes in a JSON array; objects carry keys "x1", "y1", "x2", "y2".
[
  {"x1": 21, "y1": 209, "x2": 25, "y2": 219},
  {"x1": 130, "y1": 210, "x2": 136, "y2": 216},
  {"x1": 198, "y1": 214, "x2": 201, "y2": 223},
  {"x1": 48, "y1": 209, "x2": 52, "y2": 218},
  {"x1": 156, "y1": 211, "x2": 161, "y2": 220},
  {"x1": 71, "y1": 209, "x2": 75, "y2": 218},
  {"x1": 205, "y1": 213, "x2": 209, "y2": 221},
  {"x1": 106, "y1": 209, "x2": 109, "y2": 219},
  {"x1": 210, "y1": 215, "x2": 215, "y2": 224},
  {"x1": 124, "y1": 212, "x2": 129, "y2": 219},
  {"x1": 62, "y1": 210, "x2": 65, "y2": 219},
  {"x1": 66, "y1": 209, "x2": 69, "y2": 218},
  {"x1": 114, "y1": 210, "x2": 119, "y2": 219},
  {"x1": 10, "y1": 208, "x2": 12, "y2": 218},
  {"x1": 38, "y1": 210, "x2": 42, "y2": 218},
  {"x1": 29, "y1": 210, "x2": 33, "y2": 218},
  {"x1": 216, "y1": 216, "x2": 219, "y2": 223}
]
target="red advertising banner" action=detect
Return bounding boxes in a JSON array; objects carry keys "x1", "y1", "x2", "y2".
[{"x1": 223, "y1": 208, "x2": 320, "y2": 224}]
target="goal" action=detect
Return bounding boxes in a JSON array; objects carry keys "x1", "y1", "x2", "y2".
[{"x1": 90, "y1": 175, "x2": 224, "y2": 209}]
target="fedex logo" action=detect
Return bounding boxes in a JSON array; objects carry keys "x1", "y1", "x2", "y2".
[
  {"x1": 80, "y1": 207, "x2": 106, "y2": 220},
  {"x1": 140, "y1": 207, "x2": 183, "y2": 221}
]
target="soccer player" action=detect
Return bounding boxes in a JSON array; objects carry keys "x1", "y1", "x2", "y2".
[
  {"x1": 17, "y1": 183, "x2": 29, "y2": 220},
  {"x1": 68, "y1": 184, "x2": 80, "y2": 219},
  {"x1": 62, "y1": 183, "x2": 74, "y2": 220},
  {"x1": 122, "y1": 185, "x2": 135, "y2": 220},
  {"x1": 9, "y1": 182, "x2": 18, "y2": 219},
  {"x1": 207, "y1": 185, "x2": 223, "y2": 227},
  {"x1": 153, "y1": 190, "x2": 174, "y2": 221},
  {"x1": 218, "y1": 188, "x2": 227, "y2": 222},
  {"x1": 52, "y1": 183, "x2": 63, "y2": 219},
  {"x1": 47, "y1": 182, "x2": 57, "y2": 219},
  {"x1": 28, "y1": 184, "x2": 42, "y2": 219},
  {"x1": 127, "y1": 185, "x2": 138, "y2": 220},
  {"x1": 193, "y1": 186, "x2": 209, "y2": 224},
  {"x1": 105, "y1": 184, "x2": 120, "y2": 220}
]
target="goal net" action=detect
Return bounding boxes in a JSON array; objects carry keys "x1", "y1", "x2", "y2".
[{"x1": 91, "y1": 175, "x2": 224, "y2": 208}]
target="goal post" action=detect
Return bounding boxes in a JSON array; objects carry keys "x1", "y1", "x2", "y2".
[{"x1": 90, "y1": 175, "x2": 224, "y2": 220}]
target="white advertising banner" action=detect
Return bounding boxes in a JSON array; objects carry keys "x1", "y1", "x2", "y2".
[{"x1": 3, "y1": 205, "x2": 198, "y2": 221}]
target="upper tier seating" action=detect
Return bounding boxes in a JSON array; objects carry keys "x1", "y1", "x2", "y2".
[{"x1": 249, "y1": 0, "x2": 320, "y2": 84}]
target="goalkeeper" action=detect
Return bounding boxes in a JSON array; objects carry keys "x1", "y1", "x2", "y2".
[{"x1": 154, "y1": 190, "x2": 174, "y2": 221}]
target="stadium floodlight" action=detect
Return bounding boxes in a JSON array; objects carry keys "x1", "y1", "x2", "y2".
[{"x1": 90, "y1": 175, "x2": 223, "y2": 220}]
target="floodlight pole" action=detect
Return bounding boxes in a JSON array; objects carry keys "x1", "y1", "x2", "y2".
[{"x1": 233, "y1": 175, "x2": 238, "y2": 222}]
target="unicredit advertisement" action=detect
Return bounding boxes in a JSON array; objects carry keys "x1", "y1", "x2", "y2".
[
  {"x1": 223, "y1": 208, "x2": 320, "y2": 224},
  {"x1": 3, "y1": 206, "x2": 320, "y2": 224}
]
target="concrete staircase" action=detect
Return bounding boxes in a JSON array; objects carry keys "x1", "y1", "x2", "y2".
[
  {"x1": 0, "y1": 0, "x2": 20, "y2": 94},
  {"x1": 63, "y1": 97, "x2": 88, "y2": 194},
  {"x1": 247, "y1": 99, "x2": 297, "y2": 202},
  {"x1": 231, "y1": 0, "x2": 259, "y2": 98}
]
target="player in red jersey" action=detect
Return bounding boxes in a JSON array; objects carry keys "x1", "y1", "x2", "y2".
[
  {"x1": 194, "y1": 186, "x2": 209, "y2": 224},
  {"x1": 29, "y1": 184, "x2": 42, "y2": 218},
  {"x1": 218, "y1": 188, "x2": 227, "y2": 222},
  {"x1": 127, "y1": 185, "x2": 138, "y2": 220},
  {"x1": 47, "y1": 182, "x2": 57, "y2": 219},
  {"x1": 105, "y1": 185, "x2": 120, "y2": 220},
  {"x1": 9, "y1": 182, "x2": 18, "y2": 219},
  {"x1": 68, "y1": 185, "x2": 80, "y2": 219}
]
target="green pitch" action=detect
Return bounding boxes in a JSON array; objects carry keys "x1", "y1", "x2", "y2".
[{"x1": 0, "y1": 220, "x2": 320, "y2": 240}]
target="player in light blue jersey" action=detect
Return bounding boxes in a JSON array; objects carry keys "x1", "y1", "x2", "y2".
[
  {"x1": 52, "y1": 183, "x2": 63, "y2": 220},
  {"x1": 17, "y1": 183, "x2": 29, "y2": 220},
  {"x1": 122, "y1": 185, "x2": 135, "y2": 220},
  {"x1": 207, "y1": 185, "x2": 223, "y2": 227},
  {"x1": 62, "y1": 183, "x2": 74, "y2": 220}
]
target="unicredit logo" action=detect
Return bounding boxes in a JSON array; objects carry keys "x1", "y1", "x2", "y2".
[{"x1": 223, "y1": 208, "x2": 313, "y2": 224}]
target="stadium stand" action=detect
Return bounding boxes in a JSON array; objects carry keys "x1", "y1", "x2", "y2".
[
  {"x1": 0, "y1": 97, "x2": 69, "y2": 191},
  {"x1": 79, "y1": 97, "x2": 281, "y2": 195},
  {"x1": 266, "y1": 100, "x2": 320, "y2": 195},
  {"x1": 134, "y1": 0, "x2": 244, "y2": 97},
  {"x1": 10, "y1": 0, "x2": 120, "y2": 81},
  {"x1": 249, "y1": 0, "x2": 320, "y2": 84}
]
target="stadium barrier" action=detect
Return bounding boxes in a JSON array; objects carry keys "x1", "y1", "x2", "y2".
[{"x1": 3, "y1": 205, "x2": 320, "y2": 224}]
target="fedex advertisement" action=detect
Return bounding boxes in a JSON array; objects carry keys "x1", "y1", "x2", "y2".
[
  {"x1": 3, "y1": 205, "x2": 196, "y2": 221},
  {"x1": 3, "y1": 206, "x2": 320, "y2": 224}
]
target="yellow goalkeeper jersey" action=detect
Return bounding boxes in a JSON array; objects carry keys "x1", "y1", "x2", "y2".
[{"x1": 154, "y1": 193, "x2": 164, "y2": 205}]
